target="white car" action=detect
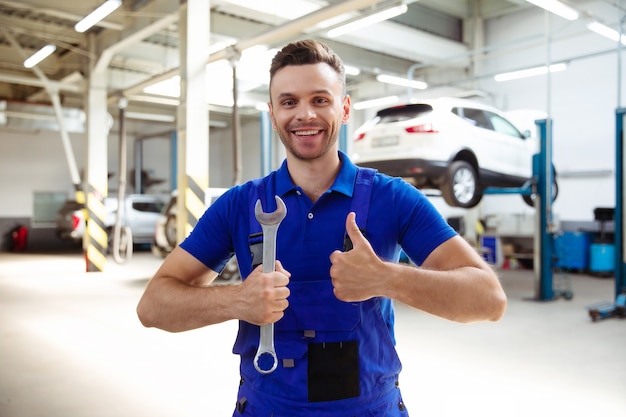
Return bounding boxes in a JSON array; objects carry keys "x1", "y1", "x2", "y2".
[
  {"x1": 56, "y1": 194, "x2": 167, "y2": 245},
  {"x1": 351, "y1": 97, "x2": 556, "y2": 208}
]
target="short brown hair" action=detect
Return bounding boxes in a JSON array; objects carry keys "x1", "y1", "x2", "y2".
[{"x1": 269, "y1": 39, "x2": 346, "y2": 95}]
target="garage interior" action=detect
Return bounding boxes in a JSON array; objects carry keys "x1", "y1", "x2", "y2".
[{"x1": 0, "y1": 1, "x2": 624, "y2": 416}]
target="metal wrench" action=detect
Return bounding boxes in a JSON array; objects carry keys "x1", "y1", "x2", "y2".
[{"x1": 253, "y1": 195, "x2": 287, "y2": 374}]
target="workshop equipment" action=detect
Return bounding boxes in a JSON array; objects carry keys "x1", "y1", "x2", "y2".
[
  {"x1": 587, "y1": 293, "x2": 626, "y2": 321},
  {"x1": 253, "y1": 195, "x2": 287, "y2": 374},
  {"x1": 590, "y1": 207, "x2": 615, "y2": 276}
]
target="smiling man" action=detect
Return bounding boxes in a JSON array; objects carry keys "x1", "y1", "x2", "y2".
[{"x1": 136, "y1": 39, "x2": 506, "y2": 417}]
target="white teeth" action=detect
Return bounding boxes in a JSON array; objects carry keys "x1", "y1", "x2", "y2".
[{"x1": 294, "y1": 130, "x2": 319, "y2": 136}]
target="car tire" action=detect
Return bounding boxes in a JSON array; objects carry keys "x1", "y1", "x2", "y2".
[
  {"x1": 165, "y1": 214, "x2": 178, "y2": 248},
  {"x1": 440, "y1": 160, "x2": 481, "y2": 208}
]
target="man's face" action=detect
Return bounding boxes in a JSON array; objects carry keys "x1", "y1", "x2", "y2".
[{"x1": 268, "y1": 63, "x2": 350, "y2": 161}]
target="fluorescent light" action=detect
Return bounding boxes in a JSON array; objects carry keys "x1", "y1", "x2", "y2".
[
  {"x1": 124, "y1": 112, "x2": 175, "y2": 123},
  {"x1": 75, "y1": 0, "x2": 122, "y2": 33},
  {"x1": 525, "y1": 0, "x2": 579, "y2": 21},
  {"x1": 327, "y1": 4, "x2": 408, "y2": 38},
  {"x1": 353, "y1": 96, "x2": 399, "y2": 110},
  {"x1": 376, "y1": 74, "x2": 427, "y2": 90},
  {"x1": 23, "y1": 44, "x2": 56, "y2": 68},
  {"x1": 587, "y1": 21, "x2": 626, "y2": 45},
  {"x1": 224, "y1": 0, "x2": 322, "y2": 20},
  {"x1": 494, "y1": 63, "x2": 567, "y2": 82}
]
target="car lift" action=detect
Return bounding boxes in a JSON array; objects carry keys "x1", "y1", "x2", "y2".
[
  {"x1": 586, "y1": 108, "x2": 626, "y2": 321},
  {"x1": 483, "y1": 119, "x2": 561, "y2": 301}
]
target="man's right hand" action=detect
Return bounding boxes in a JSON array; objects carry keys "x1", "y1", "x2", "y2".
[{"x1": 238, "y1": 261, "x2": 290, "y2": 325}]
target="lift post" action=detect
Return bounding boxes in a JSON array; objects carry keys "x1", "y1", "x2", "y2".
[
  {"x1": 534, "y1": 119, "x2": 556, "y2": 301},
  {"x1": 588, "y1": 108, "x2": 626, "y2": 320},
  {"x1": 483, "y1": 119, "x2": 557, "y2": 300}
]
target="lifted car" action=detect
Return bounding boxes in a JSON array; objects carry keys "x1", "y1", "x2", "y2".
[{"x1": 351, "y1": 97, "x2": 557, "y2": 208}]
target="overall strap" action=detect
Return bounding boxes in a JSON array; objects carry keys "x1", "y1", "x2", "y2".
[
  {"x1": 351, "y1": 167, "x2": 376, "y2": 231},
  {"x1": 343, "y1": 167, "x2": 377, "y2": 251}
]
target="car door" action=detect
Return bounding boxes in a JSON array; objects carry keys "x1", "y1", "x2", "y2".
[
  {"x1": 127, "y1": 197, "x2": 165, "y2": 241},
  {"x1": 486, "y1": 111, "x2": 535, "y2": 178},
  {"x1": 461, "y1": 107, "x2": 530, "y2": 179}
]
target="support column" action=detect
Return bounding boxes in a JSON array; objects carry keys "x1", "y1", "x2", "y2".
[
  {"x1": 176, "y1": 0, "x2": 210, "y2": 243},
  {"x1": 84, "y1": 68, "x2": 111, "y2": 272},
  {"x1": 615, "y1": 109, "x2": 625, "y2": 298}
]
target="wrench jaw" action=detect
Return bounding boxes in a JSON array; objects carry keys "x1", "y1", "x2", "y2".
[
  {"x1": 254, "y1": 196, "x2": 287, "y2": 225},
  {"x1": 252, "y1": 195, "x2": 287, "y2": 375}
]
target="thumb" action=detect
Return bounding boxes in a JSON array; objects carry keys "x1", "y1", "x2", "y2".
[{"x1": 345, "y1": 211, "x2": 368, "y2": 249}]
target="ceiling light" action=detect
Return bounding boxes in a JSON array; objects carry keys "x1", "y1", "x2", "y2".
[
  {"x1": 587, "y1": 22, "x2": 626, "y2": 45},
  {"x1": 353, "y1": 95, "x2": 399, "y2": 110},
  {"x1": 224, "y1": 0, "x2": 322, "y2": 20},
  {"x1": 525, "y1": 0, "x2": 579, "y2": 21},
  {"x1": 494, "y1": 63, "x2": 567, "y2": 82},
  {"x1": 327, "y1": 3, "x2": 408, "y2": 38},
  {"x1": 23, "y1": 44, "x2": 56, "y2": 68},
  {"x1": 376, "y1": 74, "x2": 427, "y2": 90},
  {"x1": 75, "y1": 0, "x2": 122, "y2": 33}
]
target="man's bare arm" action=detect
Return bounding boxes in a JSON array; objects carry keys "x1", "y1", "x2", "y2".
[
  {"x1": 330, "y1": 213, "x2": 507, "y2": 323},
  {"x1": 137, "y1": 246, "x2": 290, "y2": 332}
]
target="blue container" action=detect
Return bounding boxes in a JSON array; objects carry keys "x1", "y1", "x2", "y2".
[
  {"x1": 554, "y1": 232, "x2": 591, "y2": 270},
  {"x1": 589, "y1": 243, "x2": 615, "y2": 273}
]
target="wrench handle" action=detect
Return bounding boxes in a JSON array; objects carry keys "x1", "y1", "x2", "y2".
[{"x1": 253, "y1": 220, "x2": 280, "y2": 374}]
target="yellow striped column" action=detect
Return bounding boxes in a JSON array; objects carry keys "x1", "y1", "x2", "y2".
[
  {"x1": 85, "y1": 185, "x2": 108, "y2": 272},
  {"x1": 176, "y1": 0, "x2": 210, "y2": 244},
  {"x1": 183, "y1": 175, "x2": 207, "y2": 237},
  {"x1": 84, "y1": 65, "x2": 109, "y2": 272}
]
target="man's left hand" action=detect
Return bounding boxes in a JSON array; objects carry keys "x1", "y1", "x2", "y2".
[{"x1": 329, "y1": 212, "x2": 384, "y2": 302}]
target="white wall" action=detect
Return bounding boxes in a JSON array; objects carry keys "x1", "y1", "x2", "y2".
[
  {"x1": 0, "y1": 116, "x2": 266, "y2": 218},
  {"x1": 475, "y1": 5, "x2": 624, "y2": 222}
]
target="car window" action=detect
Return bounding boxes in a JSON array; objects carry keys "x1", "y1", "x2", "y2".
[
  {"x1": 376, "y1": 104, "x2": 433, "y2": 124},
  {"x1": 460, "y1": 107, "x2": 492, "y2": 130},
  {"x1": 487, "y1": 112, "x2": 525, "y2": 139},
  {"x1": 133, "y1": 201, "x2": 165, "y2": 213}
]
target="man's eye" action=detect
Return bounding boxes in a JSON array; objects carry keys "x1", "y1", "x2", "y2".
[
  {"x1": 282, "y1": 99, "x2": 296, "y2": 106},
  {"x1": 315, "y1": 97, "x2": 329, "y2": 104}
]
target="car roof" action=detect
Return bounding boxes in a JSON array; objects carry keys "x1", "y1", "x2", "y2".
[{"x1": 375, "y1": 97, "x2": 504, "y2": 116}]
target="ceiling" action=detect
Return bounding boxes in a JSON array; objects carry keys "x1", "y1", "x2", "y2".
[{"x1": 0, "y1": 0, "x2": 619, "y2": 125}]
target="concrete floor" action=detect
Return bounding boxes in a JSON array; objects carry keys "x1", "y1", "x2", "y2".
[{"x1": 0, "y1": 250, "x2": 624, "y2": 417}]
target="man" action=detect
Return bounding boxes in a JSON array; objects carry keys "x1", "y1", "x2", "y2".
[{"x1": 137, "y1": 39, "x2": 506, "y2": 416}]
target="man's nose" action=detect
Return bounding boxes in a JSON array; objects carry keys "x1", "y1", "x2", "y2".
[{"x1": 296, "y1": 104, "x2": 316, "y2": 121}]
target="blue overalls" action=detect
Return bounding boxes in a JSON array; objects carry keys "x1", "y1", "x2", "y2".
[{"x1": 232, "y1": 167, "x2": 410, "y2": 417}]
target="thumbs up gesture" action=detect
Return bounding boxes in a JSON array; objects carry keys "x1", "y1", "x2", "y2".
[{"x1": 329, "y1": 212, "x2": 385, "y2": 302}]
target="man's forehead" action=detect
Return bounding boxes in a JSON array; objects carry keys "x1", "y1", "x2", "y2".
[{"x1": 270, "y1": 63, "x2": 343, "y2": 96}]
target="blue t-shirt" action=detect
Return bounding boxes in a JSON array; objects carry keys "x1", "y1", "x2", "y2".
[{"x1": 181, "y1": 151, "x2": 456, "y2": 282}]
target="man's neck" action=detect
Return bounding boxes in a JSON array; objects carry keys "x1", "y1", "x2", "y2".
[{"x1": 287, "y1": 151, "x2": 341, "y2": 203}]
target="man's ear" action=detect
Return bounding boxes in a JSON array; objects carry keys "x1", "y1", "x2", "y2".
[
  {"x1": 342, "y1": 95, "x2": 351, "y2": 124},
  {"x1": 267, "y1": 101, "x2": 277, "y2": 129}
]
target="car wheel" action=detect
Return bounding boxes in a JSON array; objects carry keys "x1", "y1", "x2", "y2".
[
  {"x1": 522, "y1": 180, "x2": 559, "y2": 207},
  {"x1": 165, "y1": 214, "x2": 178, "y2": 248},
  {"x1": 440, "y1": 160, "x2": 481, "y2": 208}
]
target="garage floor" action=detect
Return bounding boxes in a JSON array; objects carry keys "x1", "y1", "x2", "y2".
[{"x1": 0, "y1": 251, "x2": 624, "y2": 417}]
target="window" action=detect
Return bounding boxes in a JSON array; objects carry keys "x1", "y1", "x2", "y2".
[
  {"x1": 33, "y1": 191, "x2": 67, "y2": 225},
  {"x1": 460, "y1": 107, "x2": 492, "y2": 130},
  {"x1": 487, "y1": 112, "x2": 524, "y2": 138},
  {"x1": 132, "y1": 201, "x2": 165, "y2": 213}
]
